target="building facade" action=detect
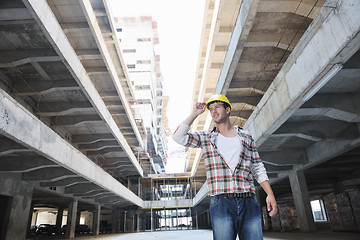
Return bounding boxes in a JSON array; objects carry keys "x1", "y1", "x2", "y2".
[{"x1": 114, "y1": 17, "x2": 168, "y2": 171}]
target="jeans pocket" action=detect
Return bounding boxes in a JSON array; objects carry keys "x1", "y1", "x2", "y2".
[
  {"x1": 250, "y1": 196, "x2": 260, "y2": 209},
  {"x1": 209, "y1": 196, "x2": 221, "y2": 208}
]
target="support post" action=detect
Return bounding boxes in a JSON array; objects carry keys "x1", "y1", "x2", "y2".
[
  {"x1": 92, "y1": 204, "x2": 100, "y2": 235},
  {"x1": 289, "y1": 170, "x2": 316, "y2": 232},
  {"x1": 65, "y1": 199, "x2": 78, "y2": 239},
  {"x1": 55, "y1": 207, "x2": 64, "y2": 235}
]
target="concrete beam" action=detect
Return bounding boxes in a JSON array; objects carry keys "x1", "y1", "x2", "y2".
[
  {"x1": 0, "y1": 87, "x2": 143, "y2": 207},
  {"x1": 72, "y1": 134, "x2": 114, "y2": 144},
  {"x1": 258, "y1": 0, "x2": 322, "y2": 19},
  {"x1": 73, "y1": 189, "x2": 107, "y2": 197},
  {"x1": 243, "y1": 0, "x2": 360, "y2": 145},
  {"x1": 0, "y1": 56, "x2": 61, "y2": 68},
  {"x1": 22, "y1": 0, "x2": 143, "y2": 176},
  {"x1": 227, "y1": 95, "x2": 262, "y2": 107},
  {"x1": 79, "y1": 0, "x2": 144, "y2": 150},
  {"x1": 37, "y1": 101, "x2": 94, "y2": 116},
  {"x1": 0, "y1": 8, "x2": 33, "y2": 21},
  {"x1": 79, "y1": 140, "x2": 119, "y2": 150},
  {"x1": 269, "y1": 133, "x2": 322, "y2": 142},
  {"x1": 22, "y1": 167, "x2": 76, "y2": 181},
  {"x1": 13, "y1": 79, "x2": 80, "y2": 96},
  {"x1": 263, "y1": 163, "x2": 292, "y2": 172},
  {"x1": 82, "y1": 192, "x2": 113, "y2": 199},
  {"x1": 86, "y1": 147, "x2": 124, "y2": 156},
  {"x1": 65, "y1": 183, "x2": 100, "y2": 194},
  {"x1": 295, "y1": 107, "x2": 360, "y2": 123},
  {"x1": 0, "y1": 156, "x2": 57, "y2": 172},
  {"x1": 260, "y1": 150, "x2": 308, "y2": 165},
  {"x1": 143, "y1": 199, "x2": 193, "y2": 209},
  {"x1": 51, "y1": 114, "x2": 102, "y2": 125},
  {"x1": 215, "y1": 0, "x2": 261, "y2": 94},
  {"x1": 96, "y1": 196, "x2": 120, "y2": 204},
  {"x1": 40, "y1": 177, "x2": 88, "y2": 187},
  {"x1": 275, "y1": 120, "x2": 354, "y2": 140}
]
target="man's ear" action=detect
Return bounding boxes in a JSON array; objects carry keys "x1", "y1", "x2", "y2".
[{"x1": 226, "y1": 107, "x2": 231, "y2": 115}]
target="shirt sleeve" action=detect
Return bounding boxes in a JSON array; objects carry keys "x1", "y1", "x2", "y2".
[
  {"x1": 249, "y1": 136, "x2": 269, "y2": 183},
  {"x1": 172, "y1": 123, "x2": 190, "y2": 146},
  {"x1": 172, "y1": 123, "x2": 203, "y2": 148}
]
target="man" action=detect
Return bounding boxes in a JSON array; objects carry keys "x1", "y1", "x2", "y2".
[{"x1": 172, "y1": 94, "x2": 277, "y2": 240}]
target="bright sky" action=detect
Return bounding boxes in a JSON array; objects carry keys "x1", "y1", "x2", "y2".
[{"x1": 108, "y1": 0, "x2": 205, "y2": 173}]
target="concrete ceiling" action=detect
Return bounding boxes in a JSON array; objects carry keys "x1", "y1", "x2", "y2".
[
  {"x1": 0, "y1": 0, "x2": 157, "y2": 209},
  {"x1": 189, "y1": 0, "x2": 360, "y2": 205}
]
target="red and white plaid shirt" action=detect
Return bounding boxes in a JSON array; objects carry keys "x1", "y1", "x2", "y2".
[{"x1": 173, "y1": 124, "x2": 268, "y2": 196}]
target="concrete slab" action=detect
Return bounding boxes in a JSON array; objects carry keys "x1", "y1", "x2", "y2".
[{"x1": 36, "y1": 230, "x2": 360, "y2": 240}]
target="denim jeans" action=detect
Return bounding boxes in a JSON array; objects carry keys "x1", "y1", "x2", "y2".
[{"x1": 210, "y1": 194, "x2": 263, "y2": 240}]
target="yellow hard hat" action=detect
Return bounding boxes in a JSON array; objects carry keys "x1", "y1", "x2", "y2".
[{"x1": 206, "y1": 94, "x2": 232, "y2": 111}]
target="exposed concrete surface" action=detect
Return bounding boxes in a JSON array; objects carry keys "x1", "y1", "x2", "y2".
[{"x1": 32, "y1": 230, "x2": 359, "y2": 240}]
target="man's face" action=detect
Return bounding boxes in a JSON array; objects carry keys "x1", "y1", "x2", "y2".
[{"x1": 208, "y1": 103, "x2": 230, "y2": 124}]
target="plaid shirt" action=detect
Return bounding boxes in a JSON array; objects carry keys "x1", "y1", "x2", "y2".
[{"x1": 184, "y1": 126, "x2": 268, "y2": 196}]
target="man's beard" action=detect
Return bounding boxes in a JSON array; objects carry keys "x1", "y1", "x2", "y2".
[{"x1": 213, "y1": 115, "x2": 227, "y2": 124}]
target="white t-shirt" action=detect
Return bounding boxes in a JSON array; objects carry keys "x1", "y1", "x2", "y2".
[{"x1": 216, "y1": 134, "x2": 242, "y2": 173}]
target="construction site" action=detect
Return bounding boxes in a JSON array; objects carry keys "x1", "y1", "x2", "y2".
[{"x1": 0, "y1": 0, "x2": 360, "y2": 239}]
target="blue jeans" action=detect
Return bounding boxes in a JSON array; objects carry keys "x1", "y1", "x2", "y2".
[{"x1": 210, "y1": 194, "x2": 263, "y2": 240}]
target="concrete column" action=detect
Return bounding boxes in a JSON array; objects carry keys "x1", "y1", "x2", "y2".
[
  {"x1": 137, "y1": 212, "x2": 140, "y2": 232},
  {"x1": 26, "y1": 206, "x2": 34, "y2": 236},
  {"x1": 174, "y1": 209, "x2": 177, "y2": 229},
  {"x1": 55, "y1": 208, "x2": 64, "y2": 235},
  {"x1": 207, "y1": 210, "x2": 210, "y2": 227},
  {"x1": 124, "y1": 211, "x2": 127, "y2": 232},
  {"x1": 111, "y1": 209, "x2": 117, "y2": 233},
  {"x1": 138, "y1": 178, "x2": 141, "y2": 198},
  {"x1": 0, "y1": 173, "x2": 33, "y2": 240},
  {"x1": 195, "y1": 211, "x2": 199, "y2": 230},
  {"x1": 132, "y1": 212, "x2": 136, "y2": 232},
  {"x1": 92, "y1": 204, "x2": 100, "y2": 235},
  {"x1": 289, "y1": 170, "x2": 316, "y2": 232},
  {"x1": 65, "y1": 199, "x2": 78, "y2": 239},
  {"x1": 76, "y1": 210, "x2": 81, "y2": 225}
]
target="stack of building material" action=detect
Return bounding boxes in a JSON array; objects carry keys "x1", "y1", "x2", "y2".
[
  {"x1": 324, "y1": 193, "x2": 344, "y2": 231},
  {"x1": 271, "y1": 212, "x2": 281, "y2": 232},
  {"x1": 336, "y1": 192, "x2": 357, "y2": 231},
  {"x1": 261, "y1": 206, "x2": 271, "y2": 230},
  {"x1": 348, "y1": 190, "x2": 360, "y2": 231},
  {"x1": 324, "y1": 192, "x2": 357, "y2": 231},
  {"x1": 277, "y1": 202, "x2": 299, "y2": 231}
]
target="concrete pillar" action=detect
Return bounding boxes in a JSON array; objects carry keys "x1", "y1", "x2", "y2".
[
  {"x1": 137, "y1": 212, "x2": 141, "y2": 232},
  {"x1": 26, "y1": 206, "x2": 34, "y2": 236},
  {"x1": 132, "y1": 212, "x2": 136, "y2": 232},
  {"x1": 138, "y1": 178, "x2": 141, "y2": 198},
  {"x1": 124, "y1": 211, "x2": 127, "y2": 232},
  {"x1": 92, "y1": 204, "x2": 100, "y2": 235},
  {"x1": 289, "y1": 170, "x2": 316, "y2": 232},
  {"x1": 111, "y1": 209, "x2": 117, "y2": 233},
  {"x1": 65, "y1": 199, "x2": 78, "y2": 239},
  {"x1": 0, "y1": 173, "x2": 33, "y2": 240},
  {"x1": 76, "y1": 210, "x2": 81, "y2": 225},
  {"x1": 207, "y1": 210, "x2": 210, "y2": 227},
  {"x1": 195, "y1": 211, "x2": 199, "y2": 230},
  {"x1": 55, "y1": 207, "x2": 64, "y2": 235}
]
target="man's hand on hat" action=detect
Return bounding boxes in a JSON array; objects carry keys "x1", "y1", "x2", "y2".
[{"x1": 193, "y1": 102, "x2": 206, "y2": 115}]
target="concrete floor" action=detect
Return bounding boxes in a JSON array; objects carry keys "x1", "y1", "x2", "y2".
[{"x1": 40, "y1": 230, "x2": 359, "y2": 240}]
